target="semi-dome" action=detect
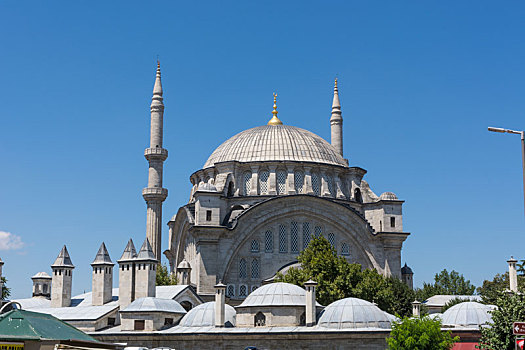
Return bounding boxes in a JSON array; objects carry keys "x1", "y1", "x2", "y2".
[
  {"x1": 178, "y1": 301, "x2": 236, "y2": 327},
  {"x1": 441, "y1": 302, "x2": 494, "y2": 328},
  {"x1": 203, "y1": 125, "x2": 347, "y2": 169},
  {"x1": 318, "y1": 297, "x2": 392, "y2": 329},
  {"x1": 237, "y1": 282, "x2": 316, "y2": 307},
  {"x1": 379, "y1": 192, "x2": 398, "y2": 200}
]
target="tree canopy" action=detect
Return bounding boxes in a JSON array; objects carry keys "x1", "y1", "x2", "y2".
[
  {"x1": 275, "y1": 235, "x2": 414, "y2": 316},
  {"x1": 1, "y1": 277, "x2": 10, "y2": 299},
  {"x1": 156, "y1": 263, "x2": 178, "y2": 285},
  {"x1": 415, "y1": 269, "x2": 476, "y2": 302},
  {"x1": 387, "y1": 316, "x2": 459, "y2": 350},
  {"x1": 477, "y1": 272, "x2": 525, "y2": 305}
]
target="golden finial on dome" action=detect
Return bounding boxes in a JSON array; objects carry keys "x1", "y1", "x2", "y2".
[{"x1": 267, "y1": 92, "x2": 283, "y2": 125}]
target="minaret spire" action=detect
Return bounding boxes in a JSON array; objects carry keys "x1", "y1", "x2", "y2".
[
  {"x1": 330, "y1": 78, "x2": 343, "y2": 157},
  {"x1": 267, "y1": 93, "x2": 283, "y2": 125},
  {"x1": 142, "y1": 61, "x2": 168, "y2": 261}
]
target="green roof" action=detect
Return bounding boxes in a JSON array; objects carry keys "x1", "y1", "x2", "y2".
[{"x1": 0, "y1": 309, "x2": 97, "y2": 342}]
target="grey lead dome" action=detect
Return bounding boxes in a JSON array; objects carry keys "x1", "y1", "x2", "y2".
[
  {"x1": 318, "y1": 297, "x2": 392, "y2": 329},
  {"x1": 203, "y1": 125, "x2": 347, "y2": 169}
]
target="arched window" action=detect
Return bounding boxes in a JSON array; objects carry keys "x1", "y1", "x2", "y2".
[
  {"x1": 294, "y1": 170, "x2": 304, "y2": 194},
  {"x1": 264, "y1": 231, "x2": 273, "y2": 253},
  {"x1": 279, "y1": 225, "x2": 287, "y2": 253},
  {"x1": 251, "y1": 240, "x2": 259, "y2": 252},
  {"x1": 226, "y1": 284, "x2": 235, "y2": 297},
  {"x1": 303, "y1": 222, "x2": 311, "y2": 249},
  {"x1": 291, "y1": 221, "x2": 299, "y2": 253},
  {"x1": 277, "y1": 170, "x2": 287, "y2": 194},
  {"x1": 311, "y1": 173, "x2": 320, "y2": 195},
  {"x1": 259, "y1": 170, "x2": 269, "y2": 195},
  {"x1": 251, "y1": 285, "x2": 258, "y2": 293},
  {"x1": 255, "y1": 312, "x2": 266, "y2": 327},
  {"x1": 251, "y1": 258, "x2": 259, "y2": 278},
  {"x1": 242, "y1": 171, "x2": 252, "y2": 195},
  {"x1": 314, "y1": 225, "x2": 322, "y2": 238},
  {"x1": 239, "y1": 284, "x2": 248, "y2": 297},
  {"x1": 300, "y1": 312, "x2": 306, "y2": 326},
  {"x1": 354, "y1": 188, "x2": 362, "y2": 203},
  {"x1": 328, "y1": 232, "x2": 335, "y2": 248},
  {"x1": 341, "y1": 242, "x2": 350, "y2": 256},
  {"x1": 227, "y1": 182, "x2": 235, "y2": 197},
  {"x1": 239, "y1": 258, "x2": 247, "y2": 278}
]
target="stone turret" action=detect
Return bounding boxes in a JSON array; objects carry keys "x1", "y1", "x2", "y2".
[
  {"x1": 118, "y1": 239, "x2": 137, "y2": 308},
  {"x1": 508, "y1": 256, "x2": 518, "y2": 292},
  {"x1": 134, "y1": 238, "x2": 157, "y2": 299},
  {"x1": 401, "y1": 263, "x2": 414, "y2": 290},
  {"x1": 91, "y1": 242, "x2": 114, "y2": 305},
  {"x1": 330, "y1": 78, "x2": 343, "y2": 158},
  {"x1": 143, "y1": 61, "x2": 168, "y2": 261},
  {"x1": 177, "y1": 259, "x2": 191, "y2": 285},
  {"x1": 31, "y1": 272, "x2": 52, "y2": 298},
  {"x1": 51, "y1": 245, "x2": 74, "y2": 307}
]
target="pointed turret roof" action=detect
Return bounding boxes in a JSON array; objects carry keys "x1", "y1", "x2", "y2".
[
  {"x1": 136, "y1": 238, "x2": 157, "y2": 262},
  {"x1": 118, "y1": 239, "x2": 137, "y2": 262},
  {"x1": 51, "y1": 245, "x2": 74, "y2": 268},
  {"x1": 330, "y1": 78, "x2": 342, "y2": 121},
  {"x1": 91, "y1": 242, "x2": 114, "y2": 266},
  {"x1": 153, "y1": 61, "x2": 163, "y2": 97}
]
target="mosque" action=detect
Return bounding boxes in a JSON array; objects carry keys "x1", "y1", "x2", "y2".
[{"x1": 1, "y1": 63, "x2": 450, "y2": 349}]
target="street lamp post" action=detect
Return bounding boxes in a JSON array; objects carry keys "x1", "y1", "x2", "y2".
[{"x1": 488, "y1": 127, "x2": 525, "y2": 218}]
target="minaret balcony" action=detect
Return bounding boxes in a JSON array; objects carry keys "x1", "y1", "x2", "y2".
[
  {"x1": 144, "y1": 147, "x2": 168, "y2": 161},
  {"x1": 142, "y1": 187, "x2": 168, "y2": 201}
]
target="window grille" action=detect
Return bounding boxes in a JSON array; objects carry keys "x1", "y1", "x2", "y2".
[
  {"x1": 265, "y1": 230, "x2": 273, "y2": 252},
  {"x1": 279, "y1": 225, "x2": 287, "y2": 253},
  {"x1": 239, "y1": 258, "x2": 247, "y2": 278},
  {"x1": 277, "y1": 170, "x2": 287, "y2": 194},
  {"x1": 328, "y1": 232, "x2": 335, "y2": 248},
  {"x1": 239, "y1": 284, "x2": 248, "y2": 297},
  {"x1": 251, "y1": 258, "x2": 259, "y2": 278},
  {"x1": 251, "y1": 285, "x2": 258, "y2": 293},
  {"x1": 226, "y1": 284, "x2": 235, "y2": 297},
  {"x1": 314, "y1": 225, "x2": 322, "y2": 238},
  {"x1": 259, "y1": 170, "x2": 269, "y2": 194},
  {"x1": 341, "y1": 242, "x2": 350, "y2": 256},
  {"x1": 311, "y1": 173, "x2": 320, "y2": 195},
  {"x1": 291, "y1": 221, "x2": 299, "y2": 253},
  {"x1": 303, "y1": 222, "x2": 311, "y2": 249},
  {"x1": 251, "y1": 239, "x2": 259, "y2": 252},
  {"x1": 294, "y1": 170, "x2": 304, "y2": 194},
  {"x1": 327, "y1": 175, "x2": 334, "y2": 197},
  {"x1": 242, "y1": 171, "x2": 252, "y2": 195}
]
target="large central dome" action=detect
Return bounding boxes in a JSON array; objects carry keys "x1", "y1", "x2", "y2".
[{"x1": 203, "y1": 125, "x2": 347, "y2": 169}]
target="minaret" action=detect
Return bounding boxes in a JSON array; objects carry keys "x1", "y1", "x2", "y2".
[
  {"x1": 118, "y1": 239, "x2": 137, "y2": 309},
  {"x1": 91, "y1": 242, "x2": 114, "y2": 305},
  {"x1": 134, "y1": 238, "x2": 158, "y2": 299},
  {"x1": 330, "y1": 78, "x2": 343, "y2": 157},
  {"x1": 142, "y1": 62, "x2": 168, "y2": 261},
  {"x1": 51, "y1": 245, "x2": 75, "y2": 307},
  {"x1": 0, "y1": 257, "x2": 4, "y2": 300}
]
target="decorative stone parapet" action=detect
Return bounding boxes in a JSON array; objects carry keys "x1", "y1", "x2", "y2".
[
  {"x1": 144, "y1": 147, "x2": 168, "y2": 161},
  {"x1": 142, "y1": 187, "x2": 168, "y2": 201}
]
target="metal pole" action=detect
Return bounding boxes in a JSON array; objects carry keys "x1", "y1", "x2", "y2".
[{"x1": 521, "y1": 132, "x2": 525, "y2": 219}]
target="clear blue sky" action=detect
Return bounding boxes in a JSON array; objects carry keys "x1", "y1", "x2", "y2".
[{"x1": 1, "y1": 1, "x2": 524, "y2": 298}]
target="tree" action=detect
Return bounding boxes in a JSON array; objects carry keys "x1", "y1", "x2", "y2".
[
  {"x1": 415, "y1": 269, "x2": 476, "y2": 302},
  {"x1": 1, "y1": 277, "x2": 10, "y2": 299},
  {"x1": 387, "y1": 316, "x2": 459, "y2": 350},
  {"x1": 477, "y1": 272, "x2": 525, "y2": 305},
  {"x1": 478, "y1": 292, "x2": 525, "y2": 350},
  {"x1": 156, "y1": 264, "x2": 178, "y2": 286},
  {"x1": 276, "y1": 235, "x2": 414, "y2": 316}
]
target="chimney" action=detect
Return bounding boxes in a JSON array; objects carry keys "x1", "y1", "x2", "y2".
[
  {"x1": 304, "y1": 280, "x2": 318, "y2": 327},
  {"x1": 214, "y1": 281, "x2": 226, "y2": 327},
  {"x1": 508, "y1": 256, "x2": 518, "y2": 292},
  {"x1": 412, "y1": 300, "x2": 421, "y2": 317}
]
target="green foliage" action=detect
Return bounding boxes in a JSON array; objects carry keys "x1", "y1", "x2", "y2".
[
  {"x1": 387, "y1": 316, "x2": 459, "y2": 350},
  {"x1": 477, "y1": 272, "x2": 525, "y2": 305},
  {"x1": 441, "y1": 297, "x2": 472, "y2": 313},
  {"x1": 1, "y1": 277, "x2": 10, "y2": 299},
  {"x1": 477, "y1": 292, "x2": 525, "y2": 350},
  {"x1": 415, "y1": 269, "x2": 476, "y2": 302},
  {"x1": 276, "y1": 235, "x2": 414, "y2": 316},
  {"x1": 156, "y1": 264, "x2": 178, "y2": 286}
]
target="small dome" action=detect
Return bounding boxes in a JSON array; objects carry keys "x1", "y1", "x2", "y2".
[
  {"x1": 318, "y1": 297, "x2": 392, "y2": 329},
  {"x1": 31, "y1": 272, "x2": 52, "y2": 280},
  {"x1": 179, "y1": 302, "x2": 236, "y2": 327},
  {"x1": 401, "y1": 263, "x2": 413, "y2": 275},
  {"x1": 177, "y1": 259, "x2": 191, "y2": 269},
  {"x1": 441, "y1": 302, "x2": 494, "y2": 328},
  {"x1": 379, "y1": 192, "x2": 398, "y2": 200},
  {"x1": 121, "y1": 297, "x2": 187, "y2": 314},
  {"x1": 238, "y1": 282, "x2": 316, "y2": 307},
  {"x1": 203, "y1": 125, "x2": 347, "y2": 169},
  {"x1": 197, "y1": 182, "x2": 217, "y2": 192}
]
